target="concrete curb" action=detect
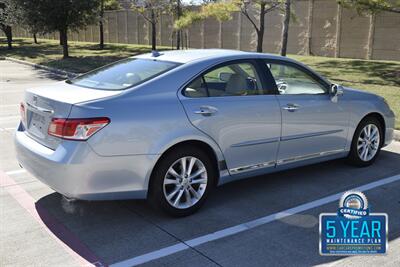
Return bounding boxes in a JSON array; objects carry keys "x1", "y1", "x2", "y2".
[
  {"x1": 3, "y1": 57, "x2": 78, "y2": 78},
  {"x1": 394, "y1": 130, "x2": 400, "y2": 142}
]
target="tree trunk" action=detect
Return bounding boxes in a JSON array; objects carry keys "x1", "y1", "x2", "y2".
[
  {"x1": 59, "y1": 30, "x2": 64, "y2": 46},
  {"x1": 99, "y1": 20, "x2": 104, "y2": 49},
  {"x1": 99, "y1": 0, "x2": 104, "y2": 50},
  {"x1": 3, "y1": 26, "x2": 13, "y2": 50},
  {"x1": 151, "y1": 10, "x2": 156, "y2": 50},
  {"x1": 280, "y1": 0, "x2": 291, "y2": 56},
  {"x1": 257, "y1": 3, "x2": 266, "y2": 53},
  {"x1": 60, "y1": 29, "x2": 69, "y2": 58},
  {"x1": 176, "y1": 0, "x2": 182, "y2": 50},
  {"x1": 33, "y1": 33, "x2": 38, "y2": 44}
]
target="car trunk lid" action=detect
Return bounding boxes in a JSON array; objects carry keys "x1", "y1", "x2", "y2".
[{"x1": 23, "y1": 81, "x2": 121, "y2": 149}]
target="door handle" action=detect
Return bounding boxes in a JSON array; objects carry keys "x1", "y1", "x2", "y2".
[
  {"x1": 194, "y1": 106, "x2": 218, "y2": 116},
  {"x1": 283, "y1": 103, "x2": 300, "y2": 112}
]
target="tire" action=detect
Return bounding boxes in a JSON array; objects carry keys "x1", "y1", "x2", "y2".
[
  {"x1": 148, "y1": 146, "x2": 216, "y2": 217},
  {"x1": 347, "y1": 117, "x2": 383, "y2": 167}
]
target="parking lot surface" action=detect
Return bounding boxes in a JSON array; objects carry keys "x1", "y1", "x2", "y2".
[{"x1": 1, "y1": 60, "x2": 399, "y2": 267}]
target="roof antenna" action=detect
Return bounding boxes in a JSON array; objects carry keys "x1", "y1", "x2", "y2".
[{"x1": 151, "y1": 50, "x2": 161, "y2": 57}]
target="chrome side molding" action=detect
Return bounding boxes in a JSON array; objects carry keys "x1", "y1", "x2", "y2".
[
  {"x1": 229, "y1": 160, "x2": 275, "y2": 174},
  {"x1": 229, "y1": 149, "x2": 345, "y2": 174},
  {"x1": 276, "y1": 149, "x2": 345, "y2": 165}
]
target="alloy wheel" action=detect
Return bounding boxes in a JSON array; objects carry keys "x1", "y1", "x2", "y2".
[
  {"x1": 357, "y1": 124, "x2": 380, "y2": 162},
  {"x1": 163, "y1": 156, "x2": 208, "y2": 209}
]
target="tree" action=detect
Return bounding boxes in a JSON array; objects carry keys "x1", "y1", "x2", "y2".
[
  {"x1": 20, "y1": 0, "x2": 100, "y2": 58},
  {"x1": 15, "y1": 0, "x2": 45, "y2": 44},
  {"x1": 132, "y1": 0, "x2": 170, "y2": 51},
  {"x1": 280, "y1": 0, "x2": 291, "y2": 56},
  {"x1": 239, "y1": 0, "x2": 283, "y2": 52},
  {"x1": 174, "y1": 1, "x2": 238, "y2": 33},
  {"x1": 175, "y1": 0, "x2": 285, "y2": 53},
  {"x1": 99, "y1": 0, "x2": 120, "y2": 50},
  {"x1": 338, "y1": 0, "x2": 400, "y2": 14},
  {"x1": 174, "y1": 0, "x2": 183, "y2": 49},
  {"x1": 0, "y1": 0, "x2": 22, "y2": 49}
]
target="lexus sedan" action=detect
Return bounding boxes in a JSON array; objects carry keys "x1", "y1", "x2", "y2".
[{"x1": 15, "y1": 49, "x2": 395, "y2": 216}]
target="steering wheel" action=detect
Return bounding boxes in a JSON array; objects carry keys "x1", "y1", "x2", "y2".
[{"x1": 276, "y1": 80, "x2": 288, "y2": 94}]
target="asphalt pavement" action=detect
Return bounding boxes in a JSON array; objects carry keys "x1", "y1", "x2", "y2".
[{"x1": 1, "y1": 60, "x2": 399, "y2": 267}]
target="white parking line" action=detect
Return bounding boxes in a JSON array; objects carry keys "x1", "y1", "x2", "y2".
[
  {"x1": 0, "y1": 127, "x2": 16, "y2": 132},
  {"x1": 0, "y1": 104, "x2": 18, "y2": 108},
  {"x1": 0, "y1": 115, "x2": 20, "y2": 121},
  {"x1": 5, "y1": 169, "x2": 26, "y2": 175},
  {"x1": 110, "y1": 174, "x2": 400, "y2": 267}
]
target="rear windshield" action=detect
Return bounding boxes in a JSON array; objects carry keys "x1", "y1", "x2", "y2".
[{"x1": 69, "y1": 58, "x2": 179, "y2": 90}]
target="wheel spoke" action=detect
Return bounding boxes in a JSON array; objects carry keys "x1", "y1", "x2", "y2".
[
  {"x1": 164, "y1": 178, "x2": 179, "y2": 185},
  {"x1": 187, "y1": 157, "x2": 196, "y2": 176},
  {"x1": 373, "y1": 142, "x2": 379, "y2": 149},
  {"x1": 362, "y1": 127, "x2": 368, "y2": 138},
  {"x1": 371, "y1": 135, "x2": 379, "y2": 142},
  {"x1": 370, "y1": 127, "x2": 378, "y2": 139},
  {"x1": 191, "y1": 178, "x2": 207, "y2": 185},
  {"x1": 363, "y1": 146, "x2": 369, "y2": 160},
  {"x1": 180, "y1": 158, "x2": 187, "y2": 176},
  {"x1": 173, "y1": 189, "x2": 184, "y2": 206},
  {"x1": 188, "y1": 185, "x2": 200, "y2": 199},
  {"x1": 189, "y1": 167, "x2": 206, "y2": 180},
  {"x1": 184, "y1": 188, "x2": 192, "y2": 205},
  {"x1": 167, "y1": 186, "x2": 180, "y2": 200},
  {"x1": 359, "y1": 146, "x2": 365, "y2": 157},
  {"x1": 357, "y1": 143, "x2": 364, "y2": 150},
  {"x1": 168, "y1": 168, "x2": 181, "y2": 179}
]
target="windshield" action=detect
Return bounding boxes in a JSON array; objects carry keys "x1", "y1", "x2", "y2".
[{"x1": 69, "y1": 58, "x2": 179, "y2": 90}]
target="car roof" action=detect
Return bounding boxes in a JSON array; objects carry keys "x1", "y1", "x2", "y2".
[{"x1": 133, "y1": 49, "x2": 288, "y2": 64}]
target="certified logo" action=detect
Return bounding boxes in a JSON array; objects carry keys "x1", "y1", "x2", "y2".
[
  {"x1": 319, "y1": 191, "x2": 388, "y2": 255},
  {"x1": 338, "y1": 191, "x2": 369, "y2": 219}
]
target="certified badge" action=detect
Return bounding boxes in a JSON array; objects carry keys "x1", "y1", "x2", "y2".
[{"x1": 319, "y1": 191, "x2": 388, "y2": 255}]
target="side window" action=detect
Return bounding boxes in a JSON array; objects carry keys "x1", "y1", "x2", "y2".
[
  {"x1": 266, "y1": 63, "x2": 327, "y2": 95},
  {"x1": 183, "y1": 62, "x2": 266, "y2": 97},
  {"x1": 184, "y1": 77, "x2": 208, "y2": 98}
]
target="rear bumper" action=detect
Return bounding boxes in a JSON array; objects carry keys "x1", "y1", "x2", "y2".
[{"x1": 14, "y1": 125, "x2": 157, "y2": 200}]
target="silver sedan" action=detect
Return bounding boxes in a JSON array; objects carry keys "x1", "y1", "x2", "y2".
[{"x1": 15, "y1": 50, "x2": 395, "y2": 216}]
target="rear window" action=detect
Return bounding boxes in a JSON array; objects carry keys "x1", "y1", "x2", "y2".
[{"x1": 69, "y1": 58, "x2": 179, "y2": 90}]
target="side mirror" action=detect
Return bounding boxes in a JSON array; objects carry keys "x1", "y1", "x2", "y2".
[
  {"x1": 330, "y1": 84, "x2": 344, "y2": 103},
  {"x1": 219, "y1": 72, "x2": 232, "y2": 82}
]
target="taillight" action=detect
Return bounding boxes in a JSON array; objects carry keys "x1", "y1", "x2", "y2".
[
  {"x1": 48, "y1": 117, "x2": 110, "y2": 140},
  {"x1": 20, "y1": 102, "x2": 26, "y2": 125}
]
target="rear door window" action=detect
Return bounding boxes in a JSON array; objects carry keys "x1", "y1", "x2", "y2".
[{"x1": 184, "y1": 61, "x2": 267, "y2": 97}]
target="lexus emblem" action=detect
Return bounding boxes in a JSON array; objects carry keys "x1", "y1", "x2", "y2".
[{"x1": 32, "y1": 95, "x2": 38, "y2": 105}]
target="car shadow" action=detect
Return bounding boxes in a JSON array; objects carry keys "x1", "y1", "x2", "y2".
[{"x1": 35, "y1": 149, "x2": 400, "y2": 266}]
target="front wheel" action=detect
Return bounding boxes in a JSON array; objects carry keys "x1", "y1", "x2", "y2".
[
  {"x1": 347, "y1": 117, "x2": 382, "y2": 167},
  {"x1": 149, "y1": 147, "x2": 216, "y2": 216}
]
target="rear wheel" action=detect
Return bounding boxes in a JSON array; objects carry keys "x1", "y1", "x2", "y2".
[
  {"x1": 149, "y1": 147, "x2": 216, "y2": 216},
  {"x1": 347, "y1": 117, "x2": 382, "y2": 167}
]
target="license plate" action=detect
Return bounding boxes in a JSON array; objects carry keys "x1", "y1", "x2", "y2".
[{"x1": 29, "y1": 112, "x2": 47, "y2": 136}]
